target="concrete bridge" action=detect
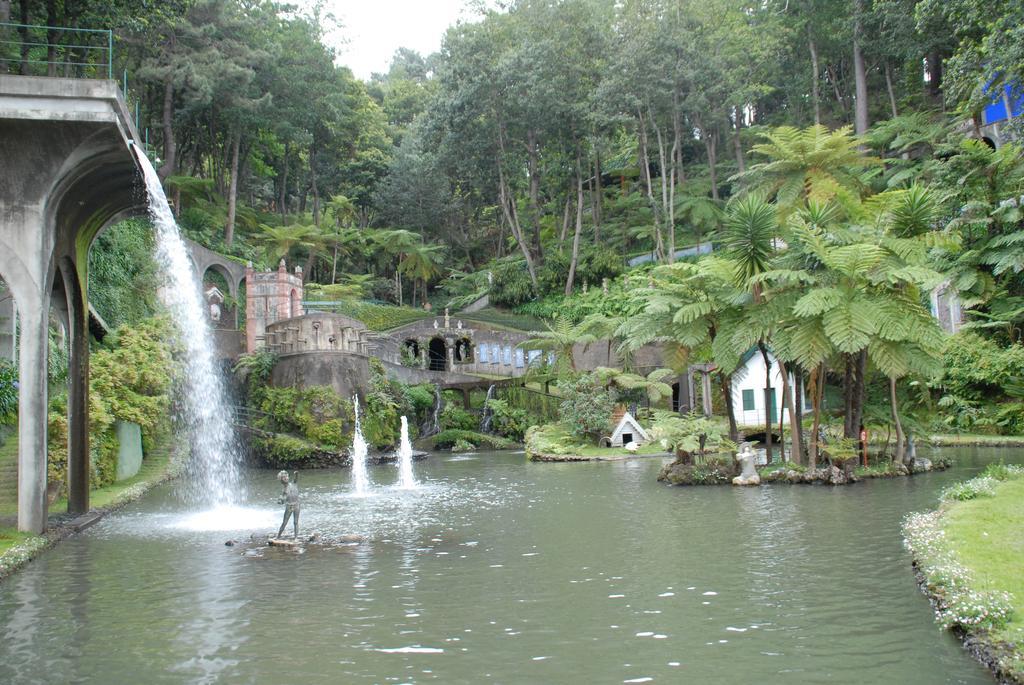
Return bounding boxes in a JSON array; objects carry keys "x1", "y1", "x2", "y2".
[{"x1": 0, "y1": 75, "x2": 144, "y2": 532}]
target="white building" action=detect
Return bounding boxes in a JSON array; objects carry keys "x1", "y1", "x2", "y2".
[{"x1": 730, "y1": 348, "x2": 809, "y2": 428}]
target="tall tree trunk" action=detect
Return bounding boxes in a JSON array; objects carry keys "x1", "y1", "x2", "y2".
[
  {"x1": 926, "y1": 50, "x2": 942, "y2": 101},
  {"x1": 843, "y1": 353, "x2": 855, "y2": 438},
  {"x1": 890, "y1": 376, "x2": 905, "y2": 465},
  {"x1": 853, "y1": 0, "x2": 870, "y2": 135},
  {"x1": 591, "y1": 152, "x2": 602, "y2": 241},
  {"x1": 808, "y1": 362, "x2": 826, "y2": 470},
  {"x1": 18, "y1": 1, "x2": 28, "y2": 74},
  {"x1": 559, "y1": 192, "x2": 572, "y2": 246},
  {"x1": 279, "y1": 143, "x2": 289, "y2": 222},
  {"x1": 309, "y1": 144, "x2": 321, "y2": 228},
  {"x1": 851, "y1": 348, "x2": 868, "y2": 440},
  {"x1": 46, "y1": 0, "x2": 56, "y2": 77},
  {"x1": 526, "y1": 128, "x2": 543, "y2": 261},
  {"x1": 0, "y1": 2, "x2": 10, "y2": 24},
  {"x1": 794, "y1": 365, "x2": 805, "y2": 461},
  {"x1": 496, "y1": 124, "x2": 539, "y2": 291},
  {"x1": 781, "y1": 360, "x2": 801, "y2": 465},
  {"x1": 651, "y1": 104, "x2": 672, "y2": 262},
  {"x1": 720, "y1": 373, "x2": 739, "y2": 443},
  {"x1": 758, "y1": 342, "x2": 773, "y2": 463},
  {"x1": 158, "y1": 74, "x2": 177, "y2": 183},
  {"x1": 565, "y1": 154, "x2": 585, "y2": 296},
  {"x1": 733, "y1": 107, "x2": 746, "y2": 173},
  {"x1": 705, "y1": 129, "x2": 719, "y2": 201},
  {"x1": 809, "y1": 33, "x2": 821, "y2": 125},
  {"x1": 884, "y1": 62, "x2": 899, "y2": 118},
  {"x1": 637, "y1": 106, "x2": 665, "y2": 261},
  {"x1": 225, "y1": 130, "x2": 240, "y2": 248}
]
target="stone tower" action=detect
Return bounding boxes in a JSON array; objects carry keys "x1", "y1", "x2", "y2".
[{"x1": 245, "y1": 259, "x2": 304, "y2": 353}]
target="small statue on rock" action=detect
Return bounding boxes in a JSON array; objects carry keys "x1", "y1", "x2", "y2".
[
  {"x1": 276, "y1": 470, "x2": 300, "y2": 538},
  {"x1": 732, "y1": 443, "x2": 760, "y2": 486}
]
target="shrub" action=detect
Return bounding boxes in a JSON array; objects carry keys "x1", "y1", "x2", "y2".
[
  {"x1": 0, "y1": 359, "x2": 16, "y2": 425},
  {"x1": 484, "y1": 398, "x2": 537, "y2": 442},
  {"x1": 490, "y1": 258, "x2": 535, "y2": 307},
  {"x1": 430, "y1": 429, "x2": 516, "y2": 450},
  {"x1": 941, "y1": 476, "x2": 998, "y2": 502},
  {"x1": 981, "y1": 461, "x2": 1024, "y2": 481},
  {"x1": 253, "y1": 434, "x2": 314, "y2": 465},
  {"x1": 362, "y1": 358, "x2": 400, "y2": 448},
  {"x1": 558, "y1": 374, "x2": 615, "y2": 442},
  {"x1": 441, "y1": 404, "x2": 478, "y2": 431}
]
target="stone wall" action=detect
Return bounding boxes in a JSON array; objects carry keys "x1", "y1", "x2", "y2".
[{"x1": 263, "y1": 312, "x2": 400, "y2": 361}]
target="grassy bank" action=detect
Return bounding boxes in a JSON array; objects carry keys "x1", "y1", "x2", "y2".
[{"x1": 903, "y1": 464, "x2": 1024, "y2": 683}]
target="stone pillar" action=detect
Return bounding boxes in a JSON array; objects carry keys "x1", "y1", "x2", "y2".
[
  {"x1": 447, "y1": 340, "x2": 455, "y2": 370},
  {"x1": 419, "y1": 340, "x2": 428, "y2": 369},
  {"x1": 276, "y1": 259, "x2": 288, "y2": 320},
  {"x1": 677, "y1": 373, "x2": 691, "y2": 415},
  {"x1": 17, "y1": 293, "x2": 48, "y2": 533},
  {"x1": 687, "y1": 368, "x2": 696, "y2": 412},
  {"x1": 701, "y1": 371, "x2": 714, "y2": 417},
  {"x1": 244, "y1": 262, "x2": 257, "y2": 353},
  {"x1": 61, "y1": 260, "x2": 89, "y2": 514}
]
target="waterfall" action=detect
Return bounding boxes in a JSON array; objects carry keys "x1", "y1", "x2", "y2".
[
  {"x1": 480, "y1": 384, "x2": 496, "y2": 433},
  {"x1": 397, "y1": 416, "x2": 416, "y2": 489},
  {"x1": 133, "y1": 145, "x2": 242, "y2": 507},
  {"x1": 350, "y1": 395, "x2": 370, "y2": 495},
  {"x1": 421, "y1": 384, "x2": 444, "y2": 437}
]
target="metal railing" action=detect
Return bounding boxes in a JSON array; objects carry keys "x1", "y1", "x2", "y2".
[{"x1": 0, "y1": 22, "x2": 112, "y2": 79}]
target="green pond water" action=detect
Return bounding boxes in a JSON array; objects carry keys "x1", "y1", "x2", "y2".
[{"x1": 0, "y1": 447, "x2": 1015, "y2": 684}]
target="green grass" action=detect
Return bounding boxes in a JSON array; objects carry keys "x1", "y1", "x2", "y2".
[
  {"x1": 943, "y1": 478, "x2": 1024, "y2": 650},
  {"x1": 0, "y1": 529, "x2": 35, "y2": 558},
  {"x1": 525, "y1": 422, "x2": 669, "y2": 459},
  {"x1": 460, "y1": 308, "x2": 546, "y2": 332},
  {"x1": 49, "y1": 447, "x2": 172, "y2": 512},
  {"x1": 929, "y1": 433, "x2": 1024, "y2": 447}
]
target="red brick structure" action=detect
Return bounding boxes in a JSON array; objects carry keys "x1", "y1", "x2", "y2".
[{"x1": 245, "y1": 259, "x2": 304, "y2": 353}]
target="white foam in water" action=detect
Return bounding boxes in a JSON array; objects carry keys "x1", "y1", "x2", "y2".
[
  {"x1": 350, "y1": 396, "x2": 371, "y2": 495},
  {"x1": 397, "y1": 416, "x2": 417, "y2": 489},
  {"x1": 373, "y1": 647, "x2": 444, "y2": 654},
  {"x1": 134, "y1": 146, "x2": 242, "y2": 507},
  {"x1": 171, "y1": 505, "x2": 278, "y2": 531}
]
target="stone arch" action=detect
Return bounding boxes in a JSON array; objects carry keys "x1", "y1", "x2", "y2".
[
  {"x1": 455, "y1": 336, "x2": 473, "y2": 363},
  {"x1": 981, "y1": 136, "x2": 997, "y2": 150},
  {"x1": 403, "y1": 338, "x2": 420, "y2": 363},
  {"x1": 202, "y1": 265, "x2": 232, "y2": 328},
  {"x1": 428, "y1": 337, "x2": 448, "y2": 371}
]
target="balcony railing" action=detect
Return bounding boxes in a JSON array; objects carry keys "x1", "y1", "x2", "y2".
[{"x1": 0, "y1": 22, "x2": 112, "y2": 79}]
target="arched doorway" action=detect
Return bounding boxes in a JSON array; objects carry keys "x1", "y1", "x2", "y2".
[
  {"x1": 202, "y1": 266, "x2": 231, "y2": 329},
  {"x1": 428, "y1": 337, "x2": 447, "y2": 371}
]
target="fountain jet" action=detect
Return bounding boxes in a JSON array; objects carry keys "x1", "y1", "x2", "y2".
[
  {"x1": 350, "y1": 395, "x2": 371, "y2": 495},
  {"x1": 397, "y1": 416, "x2": 417, "y2": 489}
]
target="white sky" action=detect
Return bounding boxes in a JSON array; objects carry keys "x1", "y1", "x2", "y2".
[{"x1": 324, "y1": 1, "x2": 484, "y2": 80}]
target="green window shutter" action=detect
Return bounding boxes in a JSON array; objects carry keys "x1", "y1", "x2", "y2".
[
  {"x1": 742, "y1": 388, "x2": 755, "y2": 411},
  {"x1": 768, "y1": 387, "x2": 778, "y2": 421}
]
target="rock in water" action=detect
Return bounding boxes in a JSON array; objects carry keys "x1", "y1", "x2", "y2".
[
  {"x1": 912, "y1": 457, "x2": 933, "y2": 473},
  {"x1": 268, "y1": 538, "x2": 299, "y2": 548}
]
